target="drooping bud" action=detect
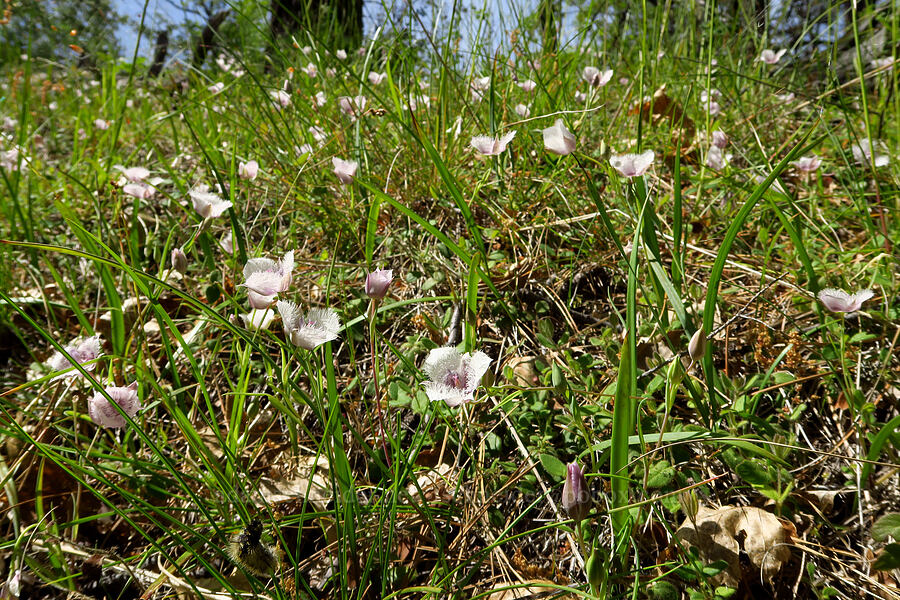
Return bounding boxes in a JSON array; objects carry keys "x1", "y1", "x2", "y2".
[
  {"x1": 678, "y1": 489, "x2": 699, "y2": 524},
  {"x1": 688, "y1": 329, "x2": 706, "y2": 363},
  {"x1": 171, "y1": 247, "x2": 188, "y2": 275},
  {"x1": 364, "y1": 268, "x2": 393, "y2": 299},
  {"x1": 561, "y1": 462, "x2": 590, "y2": 523}
]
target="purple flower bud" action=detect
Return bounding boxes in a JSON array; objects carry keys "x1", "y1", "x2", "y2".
[
  {"x1": 562, "y1": 463, "x2": 590, "y2": 523},
  {"x1": 365, "y1": 268, "x2": 393, "y2": 299},
  {"x1": 171, "y1": 248, "x2": 188, "y2": 275}
]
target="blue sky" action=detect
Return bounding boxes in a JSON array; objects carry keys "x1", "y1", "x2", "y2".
[
  {"x1": 111, "y1": 0, "x2": 583, "y2": 64},
  {"x1": 114, "y1": 0, "x2": 198, "y2": 58}
]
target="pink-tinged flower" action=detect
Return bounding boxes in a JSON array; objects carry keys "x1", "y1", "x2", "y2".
[
  {"x1": 471, "y1": 130, "x2": 516, "y2": 156},
  {"x1": 326, "y1": 67, "x2": 337, "y2": 79},
  {"x1": 711, "y1": 130, "x2": 728, "y2": 149},
  {"x1": 408, "y1": 94, "x2": 430, "y2": 111},
  {"x1": 700, "y1": 89, "x2": 721, "y2": 103},
  {"x1": 276, "y1": 301, "x2": 341, "y2": 350},
  {"x1": 514, "y1": 103, "x2": 530, "y2": 118},
  {"x1": 89, "y1": 382, "x2": 141, "y2": 428},
  {"x1": 818, "y1": 288, "x2": 875, "y2": 314},
  {"x1": 94, "y1": 119, "x2": 110, "y2": 130},
  {"x1": 423, "y1": 346, "x2": 492, "y2": 407},
  {"x1": 775, "y1": 91, "x2": 795, "y2": 103},
  {"x1": 314, "y1": 91, "x2": 327, "y2": 107},
  {"x1": 338, "y1": 95, "x2": 367, "y2": 119},
  {"x1": 0, "y1": 148, "x2": 20, "y2": 171},
  {"x1": 297, "y1": 143, "x2": 313, "y2": 157},
  {"x1": 792, "y1": 156, "x2": 821, "y2": 172},
  {"x1": 114, "y1": 165, "x2": 150, "y2": 183},
  {"x1": 517, "y1": 79, "x2": 537, "y2": 93},
  {"x1": 123, "y1": 182, "x2": 155, "y2": 199},
  {"x1": 368, "y1": 71, "x2": 386, "y2": 85},
  {"x1": 171, "y1": 247, "x2": 188, "y2": 274},
  {"x1": 243, "y1": 250, "x2": 294, "y2": 309},
  {"x1": 542, "y1": 119, "x2": 576, "y2": 156},
  {"x1": 336, "y1": 49, "x2": 347, "y2": 60},
  {"x1": 208, "y1": 81, "x2": 224, "y2": 94},
  {"x1": 301, "y1": 45, "x2": 312, "y2": 55},
  {"x1": 303, "y1": 63, "x2": 317, "y2": 78},
  {"x1": 332, "y1": 157, "x2": 358, "y2": 184},
  {"x1": 872, "y1": 57, "x2": 894, "y2": 71},
  {"x1": 238, "y1": 160, "x2": 259, "y2": 180},
  {"x1": 704, "y1": 145, "x2": 731, "y2": 170},
  {"x1": 610, "y1": 150, "x2": 655, "y2": 177},
  {"x1": 5, "y1": 569, "x2": 22, "y2": 598},
  {"x1": 470, "y1": 76, "x2": 490, "y2": 102},
  {"x1": 852, "y1": 138, "x2": 890, "y2": 167},
  {"x1": 759, "y1": 48, "x2": 787, "y2": 64},
  {"x1": 240, "y1": 308, "x2": 276, "y2": 331},
  {"x1": 216, "y1": 54, "x2": 244, "y2": 77},
  {"x1": 47, "y1": 336, "x2": 102, "y2": 379},
  {"x1": 220, "y1": 230, "x2": 233, "y2": 254},
  {"x1": 447, "y1": 115, "x2": 462, "y2": 138},
  {"x1": 471, "y1": 76, "x2": 491, "y2": 91},
  {"x1": 271, "y1": 89, "x2": 291, "y2": 108},
  {"x1": 561, "y1": 462, "x2": 590, "y2": 523},
  {"x1": 582, "y1": 66, "x2": 613, "y2": 87},
  {"x1": 189, "y1": 188, "x2": 232, "y2": 219},
  {"x1": 752, "y1": 172, "x2": 788, "y2": 195},
  {"x1": 2, "y1": 116, "x2": 16, "y2": 131},
  {"x1": 309, "y1": 126, "x2": 327, "y2": 145},
  {"x1": 574, "y1": 91, "x2": 587, "y2": 103},
  {"x1": 365, "y1": 268, "x2": 393, "y2": 299}
]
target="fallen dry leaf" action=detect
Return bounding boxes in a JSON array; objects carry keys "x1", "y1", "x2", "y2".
[
  {"x1": 258, "y1": 454, "x2": 332, "y2": 511},
  {"x1": 486, "y1": 580, "x2": 573, "y2": 600},
  {"x1": 675, "y1": 505, "x2": 792, "y2": 588},
  {"x1": 406, "y1": 462, "x2": 455, "y2": 503},
  {"x1": 631, "y1": 84, "x2": 696, "y2": 150},
  {"x1": 507, "y1": 356, "x2": 539, "y2": 387}
]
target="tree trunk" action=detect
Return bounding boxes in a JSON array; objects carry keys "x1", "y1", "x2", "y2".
[
  {"x1": 147, "y1": 31, "x2": 168, "y2": 78},
  {"x1": 192, "y1": 9, "x2": 229, "y2": 70},
  {"x1": 269, "y1": 0, "x2": 362, "y2": 49}
]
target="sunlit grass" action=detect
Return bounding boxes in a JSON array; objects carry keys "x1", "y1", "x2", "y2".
[{"x1": 0, "y1": 1, "x2": 898, "y2": 598}]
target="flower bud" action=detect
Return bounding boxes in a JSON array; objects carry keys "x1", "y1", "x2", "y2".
[
  {"x1": 666, "y1": 357, "x2": 684, "y2": 387},
  {"x1": 561, "y1": 462, "x2": 590, "y2": 523},
  {"x1": 678, "y1": 489, "x2": 699, "y2": 522},
  {"x1": 585, "y1": 546, "x2": 605, "y2": 594},
  {"x1": 238, "y1": 160, "x2": 259, "y2": 181},
  {"x1": 688, "y1": 329, "x2": 706, "y2": 363},
  {"x1": 364, "y1": 268, "x2": 393, "y2": 299},
  {"x1": 171, "y1": 248, "x2": 188, "y2": 275}
]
